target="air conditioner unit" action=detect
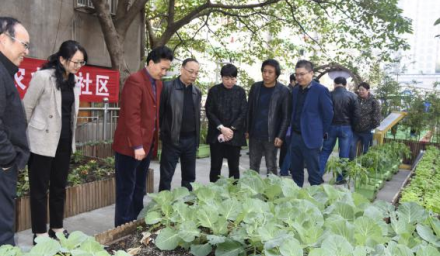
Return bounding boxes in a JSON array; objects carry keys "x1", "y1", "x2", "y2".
[{"x1": 75, "y1": 0, "x2": 117, "y2": 15}]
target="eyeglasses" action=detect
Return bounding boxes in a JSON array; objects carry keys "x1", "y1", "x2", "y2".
[
  {"x1": 69, "y1": 60, "x2": 87, "y2": 67},
  {"x1": 5, "y1": 34, "x2": 30, "y2": 50},
  {"x1": 295, "y1": 71, "x2": 311, "y2": 77},
  {"x1": 183, "y1": 67, "x2": 199, "y2": 76}
]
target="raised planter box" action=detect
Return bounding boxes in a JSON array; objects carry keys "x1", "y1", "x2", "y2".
[
  {"x1": 383, "y1": 138, "x2": 440, "y2": 164},
  {"x1": 15, "y1": 169, "x2": 154, "y2": 232},
  {"x1": 95, "y1": 219, "x2": 145, "y2": 245},
  {"x1": 77, "y1": 142, "x2": 114, "y2": 159}
]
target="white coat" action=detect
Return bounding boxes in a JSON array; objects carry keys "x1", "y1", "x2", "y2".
[{"x1": 23, "y1": 69, "x2": 80, "y2": 157}]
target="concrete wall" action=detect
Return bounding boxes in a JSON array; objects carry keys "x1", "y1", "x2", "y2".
[{"x1": 0, "y1": 0, "x2": 144, "y2": 71}]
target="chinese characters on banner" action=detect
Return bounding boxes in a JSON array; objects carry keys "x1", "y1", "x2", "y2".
[{"x1": 15, "y1": 57, "x2": 119, "y2": 103}]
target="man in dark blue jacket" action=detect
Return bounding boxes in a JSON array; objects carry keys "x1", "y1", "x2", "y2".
[{"x1": 290, "y1": 60, "x2": 333, "y2": 187}]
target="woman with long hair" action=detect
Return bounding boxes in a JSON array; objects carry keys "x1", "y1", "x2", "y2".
[{"x1": 23, "y1": 40, "x2": 87, "y2": 243}]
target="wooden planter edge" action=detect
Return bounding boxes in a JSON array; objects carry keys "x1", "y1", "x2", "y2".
[{"x1": 15, "y1": 169, "x2": 154, "y2": 232}]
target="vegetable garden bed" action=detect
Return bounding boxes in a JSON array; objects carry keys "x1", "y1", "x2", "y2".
[
  {"x1": 4, "y1": 171, "x2": 440, "y2": 255},
  {"x1": 395, "y1": 146, "x2": 440, "y2": 214},
  {"x1": 326, "y1": 142, "x2": 410, "y2": 201}
]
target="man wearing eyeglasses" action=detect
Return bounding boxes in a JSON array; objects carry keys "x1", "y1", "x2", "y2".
[
  {"x1": 159, "y1": 58, "x2": 202, "y2": 191},
  {"x1": 290, "y1": 60, "x2": 333, "y2": 187},
  {"x1": 0, "y1": 17, "x2": 30, "y2": 245}
]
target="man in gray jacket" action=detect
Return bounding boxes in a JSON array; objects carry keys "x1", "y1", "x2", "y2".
[{"x1": 0, "y1": 17, "x2": 30, "y2": 245}]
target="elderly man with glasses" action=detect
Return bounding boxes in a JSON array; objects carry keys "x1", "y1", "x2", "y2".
[
  {"x1": 159, "y1": 58, "x2": 202, "y2": 191},
  {"x1": 0, "y1": 17, "x2": 30, "y2": 245}
]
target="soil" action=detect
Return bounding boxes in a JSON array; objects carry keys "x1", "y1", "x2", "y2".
[
  {"x1": 105, "y1": 227, "x2": 215, "y2": 256},
  {"x1": 68, "y1": 156, "x2": 114, "y2": 185}
]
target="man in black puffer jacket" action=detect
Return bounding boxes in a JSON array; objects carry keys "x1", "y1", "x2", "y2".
[{"x1": 319, "y1": 77, "x2": 359, "y2": 183}]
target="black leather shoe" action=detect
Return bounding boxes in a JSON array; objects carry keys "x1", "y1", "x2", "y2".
[
  {"x1": 48, "y1": 229, "x2": 70, "y2": 239},
  {"x1": 335, "y1": 179, "x2": 347, "y2": 185},
  {"x1": 33, "y1": 234, "x2": 37, "y2": 245}
]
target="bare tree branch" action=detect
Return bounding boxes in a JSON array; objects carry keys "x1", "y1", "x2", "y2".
[
  {"x1": 115, "y1": 0, "x2": 130, "y2": 20},
  {"x1": 168, "y1": 0, "x2": 175, "y2": 27},
  {"x1": 146, "y1": 19, "x2": 157, "y2": 48},
  {"x1": 314, "y1": 62, "x2": 363, "y2": 85},
  {"x1": 155, "y1": 0, "x2": 282, "y2": 46},
  {"x1": 115, "y1": 0, "x2": 148, "y2": 37}
]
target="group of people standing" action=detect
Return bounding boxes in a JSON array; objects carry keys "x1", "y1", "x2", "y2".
[
  {"x1": 112, "y1": 45, "x2": 381, "y2": 229},
  {"x1": 0, "y1": 17, "x2": 87, "y2": 245},
  {"x1": 0, "y1": 16, "x2": 381, "y2": 246}
]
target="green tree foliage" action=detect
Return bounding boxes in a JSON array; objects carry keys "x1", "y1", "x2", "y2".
[
  {"x1": 147, "y1": 0, "x2": 411, "y2": 68},
  {"x1": 91, "y1": 0, "x2": 412, "y2": 87}
]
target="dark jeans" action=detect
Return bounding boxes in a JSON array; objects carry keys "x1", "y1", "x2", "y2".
[
  {"x1": 159, "y1": 135, "x2": 197, "y2": 191},
  {"x1": 319, "y1": 125, "x2": 353, "y2": 180},
  {"x1": 209, "y1": 142, "x2": 241, "y2": 182},
  {"x1": 279, "y1": 135, "x2": 290, "y2": 169},
  {"x1": 349, "y1": 131, "x2": 373, "y2": 160},
  {"x1": 114, "y1": 150, "x2": 151, "y2": 227},
  {"x1": 28, "y1": 138, "x2": 72, "y2": 234},
  {"x1": 0, "y1": 164, "x2": 18, "y2": 245},
  {"x1": 280, "y1": 135, "x2": 291, "y2": 176},
  {"x1": 290, "y1": 132, "x2": 322, "y2": 187},
  {"x1": 249, "y1": 137, "x2": 278, "y2": 175}
]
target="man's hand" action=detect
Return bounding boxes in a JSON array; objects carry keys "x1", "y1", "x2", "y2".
[
  {"x1": 274, "y1": 138, "x2": 283, "y2": 148},
  {"x1": 134, "y1": 148, "x2": 146, "y2": 161},
  {"x1": 221, "y1": 127, "x2": 234, "y2": 141}
]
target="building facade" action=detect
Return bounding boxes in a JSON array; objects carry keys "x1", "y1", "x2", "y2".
[
  {"x1": 0, "y1": 0, "x2": 144, "y2": 72},
  {"x1": 397, "y1": 0, "x2": 440, "y2": 91}
]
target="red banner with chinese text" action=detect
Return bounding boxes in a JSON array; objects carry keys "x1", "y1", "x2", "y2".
[{"x1": 15, "y1": 57, "x2": 119, "y2": 103}]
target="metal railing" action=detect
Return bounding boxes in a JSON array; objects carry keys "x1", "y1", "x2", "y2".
[
  {"x1": 76, "y1": 99, "x2": 119, "y2": 144},
  {"x1": 76, "y1": 99, "x2": 208, "y2": 145}
]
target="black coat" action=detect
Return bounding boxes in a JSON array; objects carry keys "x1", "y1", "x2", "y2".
[
  {"x1": 205, "y1": 83, "x2": 247, "y2": 146},
  {"x1": 247, "y1": 81, "x2": 291, "y2": 142},
  {"x1": 159, "y1": 77, "x2": 202, "y2": 147},
  {"x1": 331, "y1": 86, "x2": 360, "y2": 126},
  {"x1": 0, "y1": 54, "x2": 29, "y2": 170}
]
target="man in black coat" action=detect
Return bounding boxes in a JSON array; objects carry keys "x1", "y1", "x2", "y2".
[
  {"x1": 205, "y1": 64, "x2": 247, "y2": 182},
  {"x1": 159, "y1": 58, "x2": 202, "y2": 191},
  {"x1": 247, "y1": 59, "x2": 291, "y2": 176},
  {"x1": 319, "y1": 77, "x2": 359, "y2": 183},
  {"x1": 0, "y1": 17, "x2": 30, "y2": 245}
]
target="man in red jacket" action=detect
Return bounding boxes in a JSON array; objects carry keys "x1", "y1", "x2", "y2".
[{"x1": 112, "y1": 46, "x2": 173, "y2": 227}]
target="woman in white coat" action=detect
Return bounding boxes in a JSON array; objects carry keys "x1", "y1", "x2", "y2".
[{"x1": 23, "y1": 40, "x2": 87, "y2": 243}]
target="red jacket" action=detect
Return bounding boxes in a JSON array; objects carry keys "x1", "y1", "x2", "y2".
[{"x1": 112, "y1": 68, "x2": 162, "y2": 157}]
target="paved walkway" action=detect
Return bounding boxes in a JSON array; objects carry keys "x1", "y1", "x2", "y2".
[{"x1": 15, "y1": 149, "x2": 410, "y2": 249}]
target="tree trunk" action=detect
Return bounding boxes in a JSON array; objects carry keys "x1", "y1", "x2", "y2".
[{"x1": 90, "y1": 0, "x2": 138, "y2": 91}]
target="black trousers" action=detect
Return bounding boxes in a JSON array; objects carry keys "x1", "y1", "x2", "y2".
[
  {"x1": 159, "y1": 135, "x2": 197, "y2": 191},
  {"x1": 209, "y1": 142, "x2": 241, "y2": 182},
  {"x1": 0, "y1": 164, "x2": 18, "y2": 245},
  {"x1": 114, "y1": 150, "x2": 151, "y2": 227},
  {"x1": 28, "y1": 138, "x2": 72, "y2": 233}
]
